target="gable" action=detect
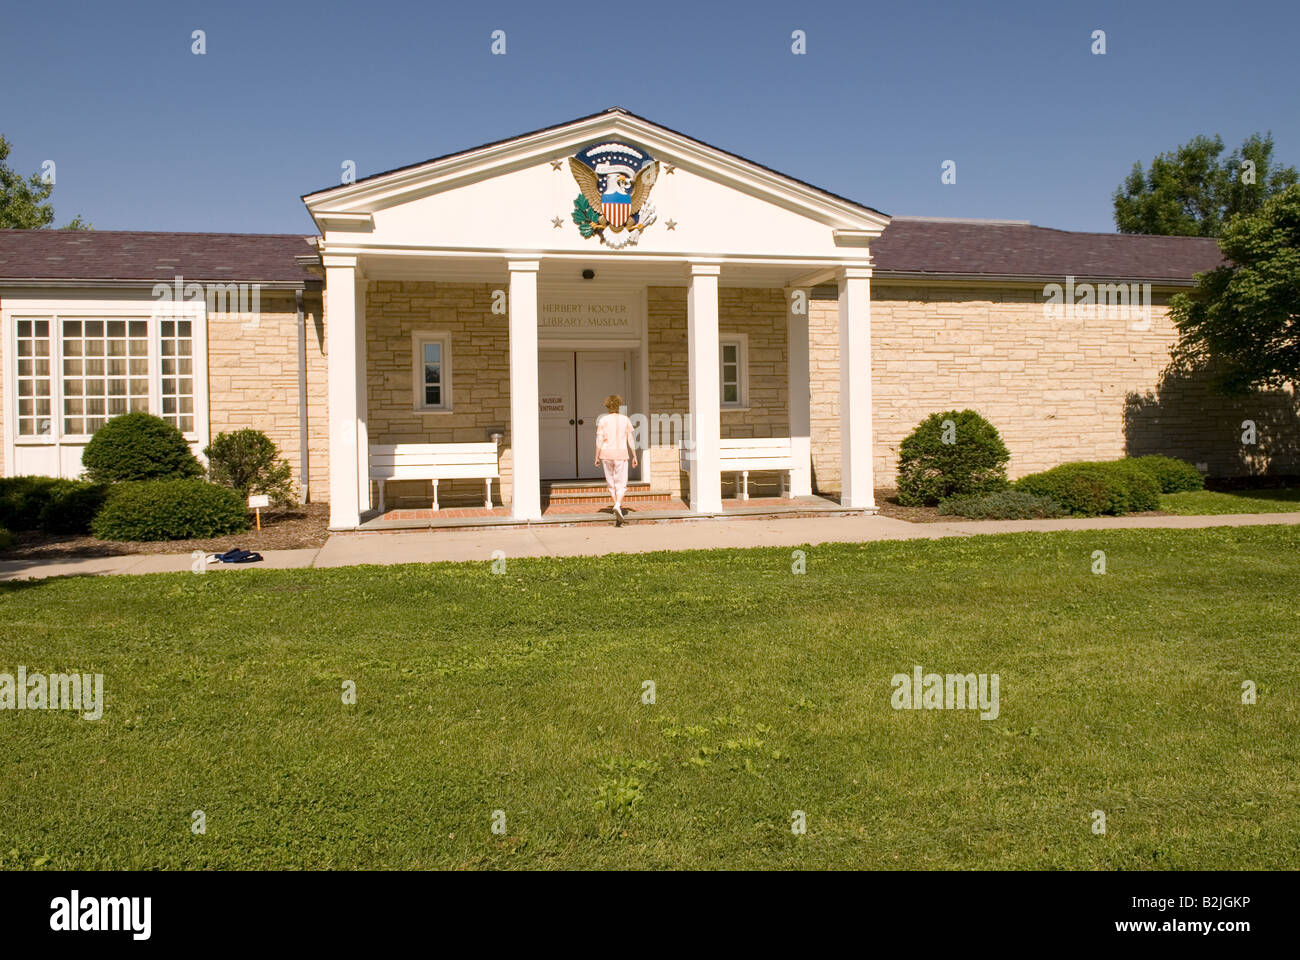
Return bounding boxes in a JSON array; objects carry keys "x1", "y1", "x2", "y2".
[{"x1": 304, "y1": 109, "x2": 889, "y2": 262}]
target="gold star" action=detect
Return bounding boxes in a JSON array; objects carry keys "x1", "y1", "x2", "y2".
[
  {"x1": 550, "y1": 159, "x2": 563, "y2": 170},
  {"x1": 551, "y1": 216, "x2": 563, "y2": 228},
  {"x1": 665, "y1": 164, "x2": 676, "y2": 174},
  {"x1": 665, "y1": 219, "x2": 677, "y2": 230}
]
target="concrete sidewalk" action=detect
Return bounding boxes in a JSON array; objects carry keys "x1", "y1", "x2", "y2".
[{"x1": 3, "y1": 511, "x2": 1299, "y2": 580}]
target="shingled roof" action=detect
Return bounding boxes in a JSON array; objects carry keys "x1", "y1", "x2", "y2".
[
  {"x1": 0, "y1": 221, "x2": 1225, "y2": 285},
  {"x1": 873, "y1": 217, "x2": 1225, "y2": 283},
  {"x1": 0, "y1": 230, "x2": 319, "y2": 284}
]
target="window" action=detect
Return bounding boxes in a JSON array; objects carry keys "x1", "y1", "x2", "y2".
[
  {"x1": 14, "y1": 319, "x2": 52, "y2": 436},
  {"x1": 60, "y1": 318, "x2": 152, "y2": 435},
  {"x1": 412, "y1": 331, "x2": 452, "y2": 412},
  {"x1": 5, "y1": 303, "x2": 206, "y2": 457},
  {"x1": 720, "y1": 335, "x2": 748, "y2": 408},
  {"x1": 159, "y1": 318, "x2": 196, "y2": 432}
]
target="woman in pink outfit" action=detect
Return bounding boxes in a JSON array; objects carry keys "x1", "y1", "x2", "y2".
[{"x1": 594, "y1": 394, "x2": 637, "y2": 525}]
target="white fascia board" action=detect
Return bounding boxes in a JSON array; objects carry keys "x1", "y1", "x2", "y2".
[
  {"x1": 311, "y1": 211, "x2": 375, "y2": 233},
  {"x1": 316, "y1": 242, "x2": 879, "y2": 270},
  {"x1": 832, "y1": 228, "x2": 884, "y2": 247}
]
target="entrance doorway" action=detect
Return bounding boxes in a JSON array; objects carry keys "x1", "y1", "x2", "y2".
[{"x1": 539, "y1": 349, "x2": 630, "y2": 479}]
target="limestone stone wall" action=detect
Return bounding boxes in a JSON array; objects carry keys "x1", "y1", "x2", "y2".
[
  {"x1": 207, "y1": 290, "x2": 328, "y2": 502},
  {"x1": 363, "y1": 281, "x2": 513, "y2": 506},
  {"x1": 334, "y1": 277, "x2": 1299, "y2": 511},
  {"x1": 645, "y1": 285, "x2": 789, "y2": 500},
  {"x1": 808, "y1": 284, "x2": 1300, "y2": 496}
]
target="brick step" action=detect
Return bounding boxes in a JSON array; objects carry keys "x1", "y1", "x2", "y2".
[
  {"x1": 544, "y1": 494, "x2": 671, "y2": 505},
  {"x1": 542, "y1": 481, "x2": 666, "y2": 503}
]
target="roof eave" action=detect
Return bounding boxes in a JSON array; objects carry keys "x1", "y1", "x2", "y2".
[{"x1": 870, "y1": 270, "x2": 1201, "y2": 287}]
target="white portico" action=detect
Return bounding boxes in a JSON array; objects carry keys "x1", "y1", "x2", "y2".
[{"x1": 303, "y1": 108, "x2": 888, "y2": 529}]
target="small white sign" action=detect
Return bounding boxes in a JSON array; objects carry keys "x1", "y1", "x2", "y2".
[{"x1": 248, "y1": 494, "x2": 270, "y2": 508}]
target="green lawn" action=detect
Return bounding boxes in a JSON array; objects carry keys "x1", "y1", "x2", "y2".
[
  {"x1": 2, "y1": 526, "x2": 1298, "y2": 870},
  {"x1": 1162, "y1": 487, "x2": 1300, "y2": 515}
]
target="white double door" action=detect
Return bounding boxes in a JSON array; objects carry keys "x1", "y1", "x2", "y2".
[{"x1": 538, "y1": 350, "x2": 629, "y2": 480}]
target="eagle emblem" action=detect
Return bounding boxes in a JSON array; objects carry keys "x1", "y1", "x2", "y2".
[{"x1": 568, "y1": 141, "x2": 658, "y2": 249}]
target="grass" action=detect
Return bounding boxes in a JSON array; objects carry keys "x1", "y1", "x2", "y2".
[
  {"x1": 1161, "y1": 487, "x2": 1300, "y2": 515},
  {"x1": 2, "y1": 525, "x2": 1298, "y2": 870}
]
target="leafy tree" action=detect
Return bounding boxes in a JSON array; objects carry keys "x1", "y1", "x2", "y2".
[
  {"x1": 1170, "y1": 184, "x2": 1300, "y2": 392},
  {"x1": 896, "y1": 409, "x2": 1009, "y2": 506},
  {"x1": 0, "y1": 134, "x2": 92, "y2": 229},
  {"x1": 1113, "y1": 132, "x2": 1297, "y2": 237},
  {"x1": 204, "y1": 429, "x2": 296, "y2": 505}
]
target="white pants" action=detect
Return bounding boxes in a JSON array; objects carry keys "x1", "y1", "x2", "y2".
[{"x1": 601, "y1": 458, "x2": 629, "y2": 507}]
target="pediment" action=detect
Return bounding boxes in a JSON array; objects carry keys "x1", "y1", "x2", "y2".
[{"x1": 304, "y1": 109, "x2": 888, "y2": 260}]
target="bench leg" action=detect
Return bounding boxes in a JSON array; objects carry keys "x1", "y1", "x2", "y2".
[
  {"x1": 377, "y1": 480, "x2": 386, "y2": 513},
  {"x1": 741, "y1": 470, "x2": 749, "y2": 501},
  {"x1": 484, "y1": 477, "x2": 493, "y2": 510},
  {"x1": 431, "y1": 479, "x2": 439, "y2": 512}
]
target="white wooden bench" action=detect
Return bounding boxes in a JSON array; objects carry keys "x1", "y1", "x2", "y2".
[
  {"x1": 369, "y1": 442, "x2": 499, "y2": 512},
  {"x1": 721, "y1": 437, "x2": 796, "y2": 499},
  {"x1": 680, "y1": 437, "x2": 797, "y2": 500}
]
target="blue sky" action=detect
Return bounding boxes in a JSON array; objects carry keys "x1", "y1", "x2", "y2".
[{"x1": 2, "y1": 0, "x2": 1295, "y2": 234}]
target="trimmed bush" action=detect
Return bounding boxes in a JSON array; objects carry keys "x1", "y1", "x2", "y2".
[
  {"x1": 1015, "y1": 464, "x2": 1131, "y2": 516},
  {"x1": 0, "y1": 528, "x2": 13, "y2": 552},
  {"x1": 896, "y1": 409, "x2": 1010, "y2": 506},
  {"x1": 1129, "y1": 455, "x2": 1205, "y2": 493},
  {"x1": 0, "y1": 476, "x2": 81, "y2": 531},
  {"x1": 81, "y1": 412, "x2": 203, "y2": 483},
  {"x1": 205, "y1": 429, "x2": 295, "y2": 505},
  {"x1": 37, "y1": 481, "x2": 110, "y2": 534},
  {"x1": 937, "y1": 490, "x2": 1070, "y2": 519},
  {"x1": 91, "y1": 480, "x2": 248, "y2": 542},
  {"x1": 1093, "y1": 460, "x2": 1162, "y2": 512}
]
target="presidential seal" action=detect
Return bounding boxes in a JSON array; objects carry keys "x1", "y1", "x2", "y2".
[{"x1": 569, "y1": 141, "x2": 658, "y2": 249}]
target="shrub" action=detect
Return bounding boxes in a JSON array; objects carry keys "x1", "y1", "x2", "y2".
[
  {"x1": 81, "y1": 412, "x2": 203, "y2": 483},
  {"x1": 0, "y1": 528, "x2": 12, "y2": 552},
  {"x1": 1092, "y1": 460, "x2": 1162, "y2": 512},
  {"x1": 91, "y1": 480, "x2": 248, "y2": 542},
  {"x1": 1129, "y1": 455, "x2": 1205, "y2": 493},
  {"x1": 0, "y1": 476, "x2": 81, "y2": 531},
  {"x1": 937, "y1": 490, "x2": 1070, "y2": 519},
  {"x1": 37, "y1": 481, "x2": 110, "y2": 534},
  {"x1": 205, "y1": 429, "x2": 295, "y2": 505},
  {"x1": 1015, "y1": 464, "x2": 1131, "y2": 516},
  {"x1": 896, "y1": 409, "x2": 1010, "y2": 506}
]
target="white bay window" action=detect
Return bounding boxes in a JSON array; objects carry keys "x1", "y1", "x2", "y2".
[{"x1": 3, "y1": 298, "x2": 208, "y2": 477}]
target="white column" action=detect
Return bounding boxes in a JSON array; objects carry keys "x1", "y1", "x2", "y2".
[
  {"x1": 324, "y1": 254, "x2": 362, "y2": 528},
  {"x1": 687, "y1": 263, "x2": 722, "y2": 513},
  {"x1": 838, "y1": 265, "x2": 876, "y2": 509},
  {"x1": 508, "y1": 260, "x2": 542, "y2": 521},
  {"x1": 785, "y1": 286, "x2": 812, "y2": 498},
  {"x1": 354, "y1": 276, "x2": 370, "y2": 512}
]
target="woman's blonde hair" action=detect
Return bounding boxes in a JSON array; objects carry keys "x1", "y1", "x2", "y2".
[{"x1": 604, "y1": 394, "x2": 623, "y2": 413}]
